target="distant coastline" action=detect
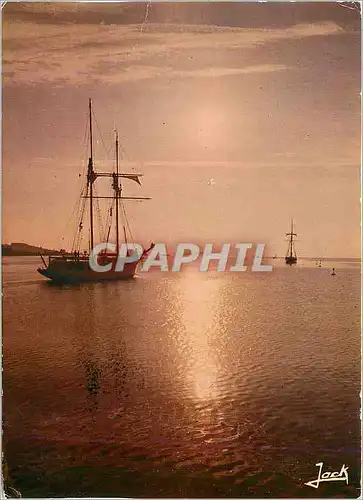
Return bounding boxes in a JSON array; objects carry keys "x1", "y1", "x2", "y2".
[
  {"x1": 271, "y1": 256, "x2": 361, "y2": 262},
  {"x1": 2, "y1": 243, "x2": 65, "y2": 257}
]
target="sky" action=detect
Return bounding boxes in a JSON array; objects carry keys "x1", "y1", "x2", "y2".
[{"x1": 2, "y1": 2, "x2": 361, "y2": 257}]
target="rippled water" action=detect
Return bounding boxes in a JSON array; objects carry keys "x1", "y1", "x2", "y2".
[{"x1": 3, "y1": 257, "x2": 361, "y2": 497}]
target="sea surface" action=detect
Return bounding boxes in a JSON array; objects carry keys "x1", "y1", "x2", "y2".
[{"x1": 2, "y1": 256, "x2": 361, "y2": 498}]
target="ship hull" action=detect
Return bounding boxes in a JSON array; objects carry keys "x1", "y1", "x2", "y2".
[
  {"x1": 285, "y1": 256, "x2": 297, "y2": 266},
  {"x1": 37, "y1": 258, "x2": 139, "y2": 284}
]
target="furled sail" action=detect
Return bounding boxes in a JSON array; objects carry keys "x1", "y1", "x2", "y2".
[{"x1": 120, "y1": 174, "x2": 142, "y2": 185}]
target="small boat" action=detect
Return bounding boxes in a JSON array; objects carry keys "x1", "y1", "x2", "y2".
[
  {"x1": 38, "y1": 99, "x2": 153, "y2": 284},
  {"x1": 285, "y1": 219, "x2": 298, "y2": 266}
]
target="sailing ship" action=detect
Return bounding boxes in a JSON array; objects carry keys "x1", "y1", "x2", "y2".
[
  {"x1": 38, "y1": 99, "x2": 153, "y2": 284},
  {"x1": 285, "y1": 219, "x2": 298, "y2": 266}
]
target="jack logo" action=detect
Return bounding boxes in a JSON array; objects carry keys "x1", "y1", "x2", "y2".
[{"x1": 305, "y1": 462, "x2": 349, "y2": 489}]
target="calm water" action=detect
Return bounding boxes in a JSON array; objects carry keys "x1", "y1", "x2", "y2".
[{"x1": 2, "y1": 256, "x2": 361, "y2": 498}]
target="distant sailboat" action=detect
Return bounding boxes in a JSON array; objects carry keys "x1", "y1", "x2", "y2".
[{"x1": 285, "y1": 219, "x2": 298, "y2": 266}]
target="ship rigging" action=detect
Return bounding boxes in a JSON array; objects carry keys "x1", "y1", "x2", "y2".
[{"x1": 285, "y1": 219, "x2": 298, "y2": 266}]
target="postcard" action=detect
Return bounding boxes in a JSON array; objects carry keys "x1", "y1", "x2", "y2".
[{"x1": 2, "y1": 2, "x2": 361, "y2": 498}]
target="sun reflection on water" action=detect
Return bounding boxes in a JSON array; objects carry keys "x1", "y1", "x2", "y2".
[{"x1": 175, "y1": 271, "x2": 223, "y2": 402}]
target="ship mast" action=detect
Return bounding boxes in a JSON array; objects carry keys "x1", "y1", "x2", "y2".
[
  {"x1": 286, "y1": 219, "x2": 297, "y2": 258},
  {"x1": 88, "y1": 98, "x2": 95, "y2": 251},
  {"x1": 83, "y1": 101, "x2": 151, "y2": 247},
  {"x1": 115, "y1": 130, "x2": 120, "y2": 253}
]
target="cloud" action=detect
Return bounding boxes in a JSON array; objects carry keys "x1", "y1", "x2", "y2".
[
  {"x1": 4, "y1": 3, "x2": 360, "y2": 31},
  {"x1": 178, "y1": 65, "x2": 288, "y2": 79},
  {"x1": 2, "y1": 19, "x2": 344, "y2": 85}
]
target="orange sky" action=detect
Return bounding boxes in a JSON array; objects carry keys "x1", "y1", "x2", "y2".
[{"x1": 2, "y1": 2, "x2": 361, "y2": 257}]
